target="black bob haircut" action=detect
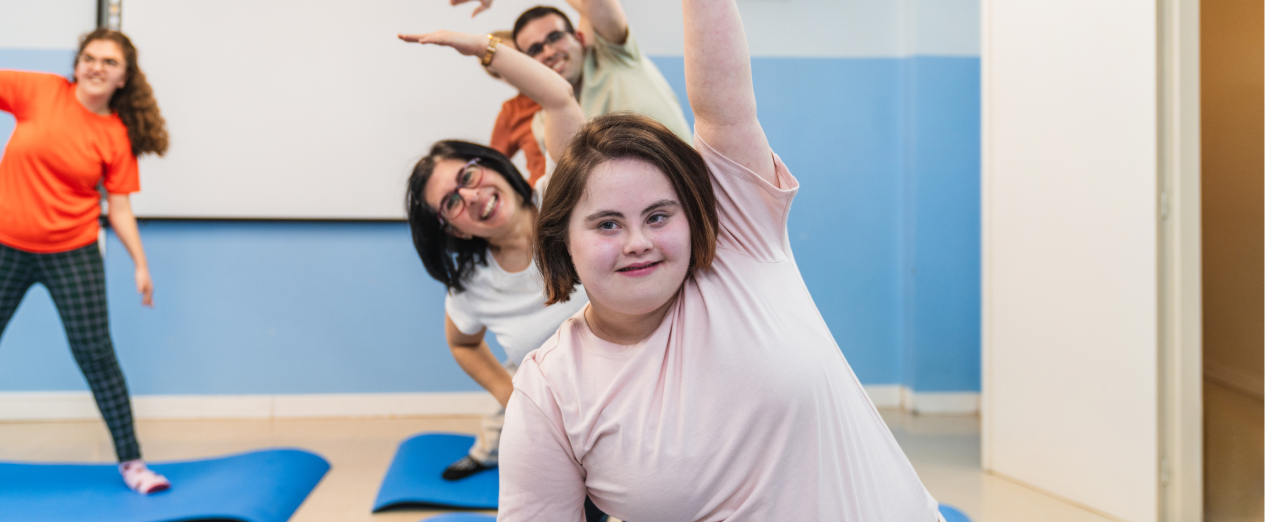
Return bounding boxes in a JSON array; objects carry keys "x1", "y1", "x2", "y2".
[
  {"x1": 405, "y1": 140, "x2": 534, "y2": 293},
  {"x1": 512, "y1": 5, "x2": 576, "y2": 45}
]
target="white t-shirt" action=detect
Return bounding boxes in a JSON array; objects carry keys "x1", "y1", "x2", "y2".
[
  {"x1": 445, "y1": 252, "x2": 588, "y2": 366},
  {"x1": 497, "y1": 136, "x2": 939, "y2": 521}
]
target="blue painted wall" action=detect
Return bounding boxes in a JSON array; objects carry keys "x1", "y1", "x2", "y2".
[
  {"x1": 0, "y1": 49, "x2": 980, "y2": 395},
  {"x1": 901, "y1": 57, "x2": 982, "y2": 392}
]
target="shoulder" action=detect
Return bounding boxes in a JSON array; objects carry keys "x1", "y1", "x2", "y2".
[
  {"x1": 511, "y1": 93, "x2": 540, "y2": 111},
  {"x1": 0, "y1": 70, "x2": 73, "y2": 104},
  {"x1": 695, "y1": 133, "x2": 797, "y2": 193},
  {"x1": 586, "y1": 28, "x2": 643, "y2": 66},
  {"x1": 515, "y1": 314, "x2": 584, "y2": 389},
  {"x1": 0, "y1": 70, "x2": 69, "y2": 88}
]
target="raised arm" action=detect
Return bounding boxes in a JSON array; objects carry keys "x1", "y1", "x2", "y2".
[
  {"x1": 398, "y1": 31, "x2": 584, "y2": 160},
  {"x1": 683, "y1": 0, "x2": 775, "y2": 185},
  {"x1": 566, "y1": 0, "x2": 627, "y2": 45}
]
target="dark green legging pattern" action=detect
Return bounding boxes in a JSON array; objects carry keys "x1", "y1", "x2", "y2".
[{"x1": 0, "y1": 242, "x2": 141, "y2": 462}]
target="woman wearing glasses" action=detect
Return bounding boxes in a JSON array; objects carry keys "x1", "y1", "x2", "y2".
[
  {"x1": 398, "y1": 28, "x2": 592, "y2": 488},
  {"x1": 0, "y1": 28, "x2": 170, "y2": 494}
]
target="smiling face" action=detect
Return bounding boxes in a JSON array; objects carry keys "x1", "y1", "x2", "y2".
[
  {"x1": 514, "y1": 14, "x2": 585, "y2": 85},
  {"x1": 422, "y1": 157, "x2": 522, "y2": 239},
  {"x1": 567, "y1": 158, "x2": 692, "y2": 317},
  {"x1": 74, "y1": 39, "x2": 128, "y2": 101}
]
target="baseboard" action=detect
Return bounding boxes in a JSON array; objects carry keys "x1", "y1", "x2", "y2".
[
  {"x1": 900, "y1": 387, "x2": 980, "y2": 414},
  {"x1": 863, "y1": 385, "x2": 903, "y2": 408},
  {"x1": 0, "y1": 392, "x2": 501, "y2": 421},
  {"x1": 1205, "y1": 362, "x2": 1264, "y2": 399},
  {"x1": 868, "y1": 385, "x2": 979, "y2": 414},
  {"x1": 0, "y1": 386, "x2": 977, "y2": 421}
]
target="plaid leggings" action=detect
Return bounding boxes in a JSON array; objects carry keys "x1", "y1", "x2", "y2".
[{"x1": 0, "y1": 242, "x2": 141, "y2": 462}]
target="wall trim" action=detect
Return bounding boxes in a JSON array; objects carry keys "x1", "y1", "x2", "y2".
[
  {"x1": 864, "y1": 384, "x2": 903, "y2": 408},
  {"x1": 0, "y1": 387, "x2": 979, "y2": 421},
  {"x1": 900, "y1": 387, "x2": 982, "y2": 414}
]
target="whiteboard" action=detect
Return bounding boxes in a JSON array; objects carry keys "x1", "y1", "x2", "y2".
[{"x1": 122, "y1": 0, "x2": 580, "y2": 219}]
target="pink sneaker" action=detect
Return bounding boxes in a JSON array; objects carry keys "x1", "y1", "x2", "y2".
[{"x1": 119, "y1": 459, "x2": 171, "y2": 494}]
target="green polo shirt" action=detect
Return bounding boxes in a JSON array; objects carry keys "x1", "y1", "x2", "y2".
[{"x1": 533, "y1": 28, "x2": 691, "y2": 156}]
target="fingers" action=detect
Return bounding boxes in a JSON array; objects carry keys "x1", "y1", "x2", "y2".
[
  {"x1": 472, "y1": 0, "x2": 493, "y2": 17},
  {"x1": 138, "y1": 281, "x2": 154, "y2": 307}
]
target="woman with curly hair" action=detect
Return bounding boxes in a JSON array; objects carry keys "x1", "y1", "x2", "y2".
[{"x1": 0, "y1": 28, "x2": 170, "y2": 494}]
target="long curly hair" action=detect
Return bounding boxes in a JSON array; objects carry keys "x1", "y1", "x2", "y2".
[{"x1": 74, "y1": 28, "x2": 169, "y2": 157}]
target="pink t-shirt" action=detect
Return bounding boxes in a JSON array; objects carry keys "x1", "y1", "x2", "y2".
[{"x1": 498, "y1": 136, "x2": 939, "y2": 521}]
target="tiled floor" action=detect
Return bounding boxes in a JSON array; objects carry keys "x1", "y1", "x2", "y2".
[{"x1": 1, "y1": 410, "x2": 1139, "y2": 521}]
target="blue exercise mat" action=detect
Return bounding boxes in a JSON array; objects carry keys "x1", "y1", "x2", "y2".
[
  {"x1": 0, "y1": 448, "x2": 330, "y2": 522},
  {"x1": 374, "y1": 433, "x2": 498, "y2": 511},
  {"x1": 940, "y1": 504, "x2": 972, "y2": 522}
]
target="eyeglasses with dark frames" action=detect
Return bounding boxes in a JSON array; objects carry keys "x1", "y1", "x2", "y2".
[
  {"x1": 523, "y1": 30, "x2": 569, "y2": 58},
  {"x1": 435, "y1": 158, "x2": 485, "y2": 227}
]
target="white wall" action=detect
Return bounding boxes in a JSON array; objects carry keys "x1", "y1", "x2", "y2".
[
  {"x1": 0, "y1": 0, "x2": 95, "y2": 49},
  {"x1": 982, "y1": 1, "x2": 1159, "y2": 520}
]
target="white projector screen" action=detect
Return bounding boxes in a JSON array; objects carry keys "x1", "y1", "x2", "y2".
[{"x1": 123, "y1": 0, "x2": 581, "y2": 219}]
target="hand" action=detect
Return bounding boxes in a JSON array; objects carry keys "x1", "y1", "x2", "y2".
[
  {"x1": 398, "y1": 30, "x2": 488, "y2": 57},
  {"x1": 450, "y1": 0, "x2": 493, "y2": 17},
  {"x1": 135, "y1": 267, "x2": 154, "y2": 308}
]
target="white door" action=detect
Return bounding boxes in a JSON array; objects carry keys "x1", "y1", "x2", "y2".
[{"x1": 981, "y1": 1, "x2": 1160, "y2": 521}]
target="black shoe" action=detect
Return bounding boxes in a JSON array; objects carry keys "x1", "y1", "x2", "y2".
[{"x1": 442, "y1": 456, "x2": 495, "y2": 481}]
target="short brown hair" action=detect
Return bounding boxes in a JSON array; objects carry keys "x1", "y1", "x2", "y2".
[{"x1": 536, "y1": 113, "x2": 718, "y2": 304}]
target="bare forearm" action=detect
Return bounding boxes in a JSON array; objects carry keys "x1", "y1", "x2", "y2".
[
  {"x1": 489, "y1": 44, "x2": 584, "y2": 159},
  {"x1": 106, "y1": 195, "x2": 148, "y2": 269},
  {"x1": 684, "y1": 0, "x2": 755, "y2": 127},
  {"x1": 683, "y1": 0, "x2": 774, "y2": 182},
  {"x1": 577, "y1": 0, "x2": 629, "y2": 44},
  {"x1": 451, "y1": 342, "x2": 514, "y2": 407}
]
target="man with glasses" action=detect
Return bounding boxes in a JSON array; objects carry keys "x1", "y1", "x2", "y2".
[{"x1": 456, "y1": 0, "x2": 690, "y2": 156}]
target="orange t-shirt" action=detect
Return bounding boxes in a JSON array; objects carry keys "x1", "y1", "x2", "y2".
[
  {"x1": 489, "y1": 93, "x2": 546, "y2": 186},
  {"x1": 0, "y1": 71, "x2": 139, "y2": 253}
]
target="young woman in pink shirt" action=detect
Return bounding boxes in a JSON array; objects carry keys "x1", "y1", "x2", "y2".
[{"x1": 492, "y1": 0, "x2": 944, "y2": 519}]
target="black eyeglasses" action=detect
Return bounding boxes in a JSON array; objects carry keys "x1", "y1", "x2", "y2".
[
  {"x1": 435, "y1": 158, "x2": 485, "y2": 226},
  {"x1": 523, "y1": 30, "x2": 569, "y2": 58}
]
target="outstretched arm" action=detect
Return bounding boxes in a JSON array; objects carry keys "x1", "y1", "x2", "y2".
[
  {"x1": 566, "y1": 0, "x2": 627, "y2": 45},
  {"x1": 399, "y1": 31, "x2": 584, "y2": 160},
  {"x1": 106, "y1": 194, "x2": 154, "y2": 307},
  {"x1": 683, "y1": 0, "x2": 776, "y2": 186},
  {"x1": 445, "y1": 315, "x2": 514, "y2": 407}
]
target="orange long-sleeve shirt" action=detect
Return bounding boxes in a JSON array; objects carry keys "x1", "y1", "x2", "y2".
[{"x1": 489, "y1": 93, "x2": 546, "y2": 187}]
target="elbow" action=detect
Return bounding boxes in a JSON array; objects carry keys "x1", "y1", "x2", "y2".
[{"x1": 543, "y1": 78, "x2": 576, "y2": 109}]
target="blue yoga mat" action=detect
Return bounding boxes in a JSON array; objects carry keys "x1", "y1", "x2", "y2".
[
  {"x1": 939, "y1": 504, "x2": 972, "y2": 522},
  {"x1": 374, "y1": 433, "x2": 498, "y2": 511},
  {"x1": 0, "y1": 448, "x2": 330, "y2": 522},
  {"x1": 421, "y1": 515, "x2": 496, "y2": 522}
]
